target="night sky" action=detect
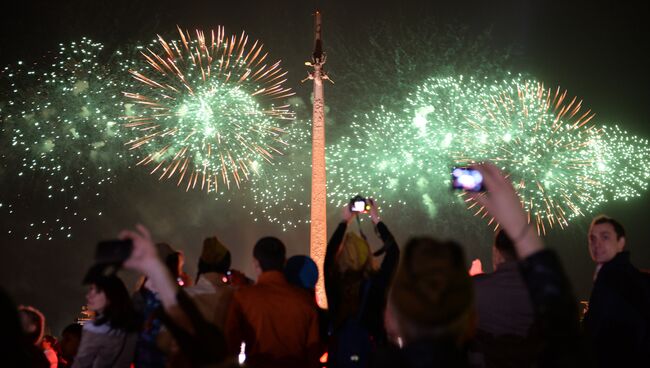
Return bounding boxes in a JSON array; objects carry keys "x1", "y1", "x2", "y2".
[{"x1": 1, "y1": 0, "x2": 649, "y2": 335}]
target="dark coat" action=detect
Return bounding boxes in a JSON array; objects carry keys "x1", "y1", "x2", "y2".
[
  {"x1": 473, "y1": 261, "x2": 535, "y2": 337},
  {"x1": 370, "y1": 339, "x2": 469, "y2": 368},
  {"x1": 584, "y1": 251, "x2": 650, "y2": 367},
  {"x1": 324, "y1": 221, "x2": 400, "y2": 366}
]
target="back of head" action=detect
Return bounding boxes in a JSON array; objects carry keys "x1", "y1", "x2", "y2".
[
  {"x1": 337, "y1": 232, "x2": 373, "y2": 274},
  {"x1": 591, "y1": 215, "x2": 626, "y2": 240},
  {"x1": 388, "y1": 237, "x2": 474, "y2": 344},
  {"x1": 92, "y1": 275, "x2": 138, "y2": 332},
  {"x1": 61, "y1": 323, "x2": 83, "y2": 338},
  {"x1": 198, "y1": 236, "x2": 232, "y2": 277},
  {"x1": 157, "y1": 242, "x2": 181, "y2": 279},
  {"x1": 60, "y1": 323, "x2": 82, "y2": 360},
  {"x1": 253, "y1": 237, "x2": 286, "y2": 272},
  {"x1": 494, "y1": 229, "x2": 517, "y2": 262},
  {"x1": 285, "y1": 255, "x2": 319, "y2": 290}
]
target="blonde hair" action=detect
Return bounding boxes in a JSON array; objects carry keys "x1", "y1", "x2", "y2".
[{"x1": 336, "y1": 232, "x2": 376, "y2": 274}]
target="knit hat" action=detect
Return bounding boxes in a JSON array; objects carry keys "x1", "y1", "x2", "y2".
[
  {"x1": 389, "y1": 237, "x2": 474, "y2": 334},
  {"x1": 197, "y1": 236, "x2": 231, "y2": 275},
  {"x1": 285, "y1": 255, "x2": 319, "y2": 290},
  {"x1": 337, "y1": 232, "x2": 371, "y2": 273}
]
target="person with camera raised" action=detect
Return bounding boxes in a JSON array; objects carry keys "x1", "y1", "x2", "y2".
[
  {"x1": 374, "y1": 163, "x2": 585, "y2": 368},
  {"x1": 118, "y1": 226, "x2": 229, "y2": 367},
  {"x1": 324, "y1": 197, "x2": 400, "y2": 368}
]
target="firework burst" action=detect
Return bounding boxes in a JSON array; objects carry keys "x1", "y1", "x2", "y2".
[
  {"x1": 445, "y1": 77, "x2": 650, "y2": 233},
  {"x1": 123, "y1": 27, "x2": 295, "y2": 193},
  {"x1": 0, "y1": 38, "x2": 129, "y2": 240},
  {"x1": 590, "y1": 125, "x2": 650, "y2": 202}
]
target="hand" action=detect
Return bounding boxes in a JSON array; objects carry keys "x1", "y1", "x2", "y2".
[
  {"x1": 341, "y1": 203, "x2": 356, "y2": 223},
  {"x1": 469, "y1": 258, "x2": 484, "y2": 276},
  {"x1": 469, "y1": 162, "x2": 543, "y2": 258},
  {"x1": 368, "y1": 198, "x2": 381, "y2": 224},
  {"x1": 120, "y1": 224, "x2": 161, "y2": 274},
  {"x1": 120, "y1": 224, "x2": 179, "y2": 308}
]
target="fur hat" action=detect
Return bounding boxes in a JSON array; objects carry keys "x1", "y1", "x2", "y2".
[{"x1": 198, "y1": 236, "x2": 231, "y2": 275}]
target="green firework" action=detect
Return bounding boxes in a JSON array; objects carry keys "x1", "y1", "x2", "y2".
[
  {"x1": 122, "y1": 27, "x2": 296, "y2": 192},
  {"x1": 408, "y1": 75, "x2": 650, "y2": 232},
  {"x1": 0, "y1": 38, "x2": 129, "y2": 240}
]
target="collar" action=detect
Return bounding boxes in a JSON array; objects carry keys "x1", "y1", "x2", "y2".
[
  {"x1": 600, "y1": 251, "x2": 631, "y2": 270},
  {"x1": 195, "y1": 276, "x2": 218, "y2": 290},
  {"x1": 256, "y1": 270, "x2": 288, "y2": 285},
  {"x1": 609, "y1": 250, "x2": 630, "y2": 264}
]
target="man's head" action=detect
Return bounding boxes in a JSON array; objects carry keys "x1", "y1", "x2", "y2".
[
  {"x1": 588, "y1": 215, "x2": 626, "y2": 264},
  {"x1": 387, "y1": 237, "x2": 474, "y2": 345},
  {"x1": 197, "y1": 236, "x2": 231, "y2": 278},
  {"x1": 253, "y1": 237, "x2": 286, "y2": 276},
  {"x1": 285, "y1": 255, "x2": 318, "y2": 291},
  {"x1": 492, "y1": 229, "x2": 517, "y2": 270}
]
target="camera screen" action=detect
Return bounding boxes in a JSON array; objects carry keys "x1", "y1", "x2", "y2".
[
  {"x1": 352, "y1": 200, "x2": 366, "y2": 212},
  {"x1": 452, "y1": 167, "x2": 485, "y2": 192}
]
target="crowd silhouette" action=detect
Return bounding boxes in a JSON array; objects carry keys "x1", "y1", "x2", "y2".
[{"x1": 2, "y1": 163, "x2": 649, "y2": 367}]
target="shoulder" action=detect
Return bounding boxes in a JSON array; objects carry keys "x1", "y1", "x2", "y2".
[
  {"x1": 232, "y1": 283, "x2": 258, "y2": 302},
  {"x1": 473, "y1": 273, "x2": 491, "y2": 282},
  {"x1": 82, "y1": 322, "x2": 127, "y2": 337},
  {"x1": 472, "y1": 272, "x2": 494, "y2": 287}
]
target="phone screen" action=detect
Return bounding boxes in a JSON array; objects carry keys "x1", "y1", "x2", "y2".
[
  {"x1": 452, "y1": 167, "x2": 485, "y2": 192},
  {"x1": 351, "y1": 200, "x2": 366, "y2": 212}
]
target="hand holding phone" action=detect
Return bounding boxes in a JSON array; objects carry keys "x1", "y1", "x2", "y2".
[
  {"x1": 95, "y1": 239, "x2": 134, "y2": 265},
  {"x1": 349, "y1": 195, "x2": 371, "y2": 213}
]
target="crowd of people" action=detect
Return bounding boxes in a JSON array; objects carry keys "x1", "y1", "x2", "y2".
[{"x1": 1, "y1": 162, "x2": 649, "y2": 367}]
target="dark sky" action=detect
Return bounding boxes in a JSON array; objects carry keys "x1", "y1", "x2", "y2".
[{"x1": 1, "y1": 0, "x2": 649, "y2": 335}]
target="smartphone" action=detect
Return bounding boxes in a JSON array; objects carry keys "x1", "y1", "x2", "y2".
[
  {"x1": 95, "y1": 239, "x2": 133, "y2": 265},
  {"x1": 351, "y1": 199, "x2": 367, "y2": 212},
  {"x1": 451, "y1": 167, "x2": 485, "y2": 192}
]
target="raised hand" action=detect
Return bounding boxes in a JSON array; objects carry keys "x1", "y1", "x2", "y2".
[{"x1": 470, "y1": 162, "x2": 543, "y2": 258}]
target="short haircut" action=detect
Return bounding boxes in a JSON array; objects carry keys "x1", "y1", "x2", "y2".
[
  {"x1": 253, "y1": 237, "x2": 286, "y2": 272},
  {"x1": 592, "y1": 215, "x2": 626, "y2": 240},
  {"x1": 494, "y1": 229, "x2": 517, "y2": 261},
  {"x1": 61, "y1": 323, "x2": 82, "y2": 338}
]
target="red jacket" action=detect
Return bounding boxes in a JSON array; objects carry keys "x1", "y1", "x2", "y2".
[{"x1": 225, "y1": 271, "x2": 320, "y2": 368}]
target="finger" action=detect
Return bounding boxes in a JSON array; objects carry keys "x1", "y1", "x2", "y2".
[
  {"x1": 135, "y1": 224, "x2": 151, "y2": 240},
  {"x1": 470, "y1": 162, "x2": 501, "y2": 192},
  {"x1": 119, "y1": 230, "x2": 137, "y2": 241}
]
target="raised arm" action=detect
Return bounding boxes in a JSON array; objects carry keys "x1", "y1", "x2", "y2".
[{"x1": 368, "y1": 200, "x2": 399, "y2": 283}]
